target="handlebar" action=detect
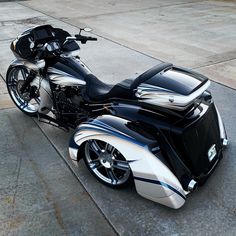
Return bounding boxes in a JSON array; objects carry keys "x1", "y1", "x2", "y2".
[
  {"x1": 34, "y1": 34, "x2": 97, "y2": 59},
  {"x1": 74, "y1": 35, "x2": 97, "y2": 44}
]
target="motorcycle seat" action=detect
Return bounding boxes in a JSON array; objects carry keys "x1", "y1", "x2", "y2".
[
  {"x1": 85, "y1": 62, "x2": 172, "y2": 101},
  {"x1": 85, "y1": 74, "x2": 133, "y2": 101}
]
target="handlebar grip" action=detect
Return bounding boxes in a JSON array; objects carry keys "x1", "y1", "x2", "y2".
[
  {"x1": 87, "y1": 37, "x2": 97, "y2": 41},
  {"x1": 74, "y1": 35, "x2": 97, "y2": 42},
  {"x1": 75, "y1": 34, "x2": 83, "y2": 40}
]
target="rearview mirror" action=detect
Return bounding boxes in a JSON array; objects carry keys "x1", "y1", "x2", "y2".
[{"x1": 83, "y1": 27, "x2": 92, "y2": 32}]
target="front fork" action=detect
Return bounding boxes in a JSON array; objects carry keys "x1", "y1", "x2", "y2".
[{"x1": 20, "y1": 69, "x2": 37, "y2": 94}]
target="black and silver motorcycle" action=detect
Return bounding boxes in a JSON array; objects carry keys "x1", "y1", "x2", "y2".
[{"x1": 6, "y1": 24, "x2": 228, "y2": 209}]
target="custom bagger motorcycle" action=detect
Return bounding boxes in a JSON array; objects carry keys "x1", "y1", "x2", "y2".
[{"x1": 6, "y1": 25, "x2": 228, "y2": 209}]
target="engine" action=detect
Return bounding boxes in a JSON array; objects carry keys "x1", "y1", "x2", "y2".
[
  {"x1": 55, "y1": 87, "x2": 83, "y2": 114},
  {"x1": 53, "y1": 86, "x2": 89, "y2": 126}
]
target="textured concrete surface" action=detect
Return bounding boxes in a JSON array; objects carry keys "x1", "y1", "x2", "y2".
[
  {"x1": 0, "y1": 109, "x2": 116, "y2": 236},
  {"x1": 0, "y1": 1, "x2": 236, "y2": 236},
  {"x1": 22, "y1": 0, "x2": 236, "y2": 89},
  {"x1": 36, "y1": 107, "x2": 236, "y2": 236},
  {"x1": 0, "y1": 77, "x2": 14, "y2": 109}
]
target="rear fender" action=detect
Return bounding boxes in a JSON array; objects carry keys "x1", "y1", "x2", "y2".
[{"x1": 69, "y1": 115, "x2": 186, "y2": 209}]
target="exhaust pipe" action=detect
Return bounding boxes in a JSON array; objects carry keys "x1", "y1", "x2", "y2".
[{"x1": 188, "y1": 179, "x2": 198, "y2": 192}]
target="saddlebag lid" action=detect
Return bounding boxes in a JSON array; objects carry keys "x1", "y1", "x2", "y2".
[{"x1": 135, "y1": 65, "x2": 210, "y2": 111}]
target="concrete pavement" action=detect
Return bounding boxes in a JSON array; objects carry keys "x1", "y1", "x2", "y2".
[
  {"x1": 22, "y1": 0, "x2": 236, "y2": 89},
  {"x1": 0, "y1": 1, "x2": 236, "y2": 235},
  {"x1": 0, "y1": 109, "x2": 116, "y2": 236}
]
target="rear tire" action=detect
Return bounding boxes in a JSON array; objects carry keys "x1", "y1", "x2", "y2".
[
  {"x1": 82, "y1": 139, "x2": 133, "y2": 188},
  {"x1": 6, "y1": 66, "x2": 40, "y2": 117}
]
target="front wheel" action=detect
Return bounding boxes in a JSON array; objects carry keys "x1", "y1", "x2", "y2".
[
  {"x1": 83, "y1": 139, "x2": 133, "y2": 188},
  {"x1": 6, "y1": 66, "x2": 40, "y2": 116}
]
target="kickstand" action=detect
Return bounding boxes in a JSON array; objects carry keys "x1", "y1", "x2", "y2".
[{"x1": 37, "y1": 113, "x2": 70, "y2": 132}]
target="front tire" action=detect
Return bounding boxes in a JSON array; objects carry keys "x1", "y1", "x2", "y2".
[
  {"x1": 83, "y1": 139, "x2": 133, "y2": 188},
  {"x1": 6, "y1": 66, "x2": 40, "y2": 116}
]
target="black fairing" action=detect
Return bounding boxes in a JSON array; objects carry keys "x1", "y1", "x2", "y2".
[{"x1": 53, "y1": 28, "x2": 80, "y2": 52}]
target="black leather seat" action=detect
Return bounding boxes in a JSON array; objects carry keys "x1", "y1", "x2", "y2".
[
  {"x1": 85, "y1": 74, "x2": 133, "y2": 101},
  {"x1": 85, "y1": 62, "x2": 172, "y2": 101}
]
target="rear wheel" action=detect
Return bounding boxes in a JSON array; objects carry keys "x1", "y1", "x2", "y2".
[
  {"x1": 83, "y1": 139, "x2": 133, "y2": 188},
  {"x1": 6, "y1": 66, "x2": 40, "y2": 116}
]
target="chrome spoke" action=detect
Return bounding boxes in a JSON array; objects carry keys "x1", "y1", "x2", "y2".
[
  {"x1": 105, "y1": 143, "x2": 109, "y2": 151},
  {"x1": 89, "y1": 140, "x2": 102, "y2": 156},
  {"x1": 105, "y1": 143, "x2": 114, "y2": 153},
  {"x1": 110, "y1": 147, "x2": 115, "y2": 155},
  {"x1": 21, "y1": 69, "x2": 27, "y2": 80},
  {"x1": 20, "y1": 101, "x2": 28, "y2": 109},
  {"x1": 9, "y1": 85, "x2": 17, "y2": 93},
  {"x1": 113, "y1": 160, "x2": 130, "y2": 171},
  {"x1": 84, "y1": 140, "x2": 130, "y2": 186},
  {"x1": 7, "y1": 80, "x2": 17, "y2": 87},
  {"x1": 34, "y1": 97, "x2": 41, "y2": 104},
  {"x1": 89, "y1": 159, "x2": 102, "y2": 170},
  {"x1": 106, "y1": 168, "x2": 118, "y2": 184}
]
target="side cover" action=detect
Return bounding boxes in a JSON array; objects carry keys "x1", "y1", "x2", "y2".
[{"x1": 69, "y1": 115, "x2": 187, "y2": 209}]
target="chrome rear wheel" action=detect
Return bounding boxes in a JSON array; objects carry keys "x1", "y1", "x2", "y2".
[
  {"x1": 84, "y1": 139, "x2": 132, "y2": 188},
  {"x1": 6, "y1": 66, "x2": 40, "y2": 116}
]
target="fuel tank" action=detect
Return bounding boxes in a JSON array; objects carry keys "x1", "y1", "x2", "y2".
[{"x1": 47, "y1": 57, "x2": 91, "y2": 86}]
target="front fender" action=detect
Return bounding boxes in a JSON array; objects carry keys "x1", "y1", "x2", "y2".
[
  {"x1": 69, "y1": 115, "x2": 186, "y2": 209},
  {"x1": 7, "y1": 58, "x2": 45, "y2": 72}
]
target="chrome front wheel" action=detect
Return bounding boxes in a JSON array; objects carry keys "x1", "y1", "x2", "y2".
[
  {"x1": 83, "y1": 139, "x2": 132, "y2": 188},
  {"x1": 6, "y1": 66, "x2": 40, "y2": 116}
]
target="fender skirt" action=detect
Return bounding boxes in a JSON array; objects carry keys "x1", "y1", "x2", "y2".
[{"x1": 69, "y1": 115, "x2": 186, "y2": 209}]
